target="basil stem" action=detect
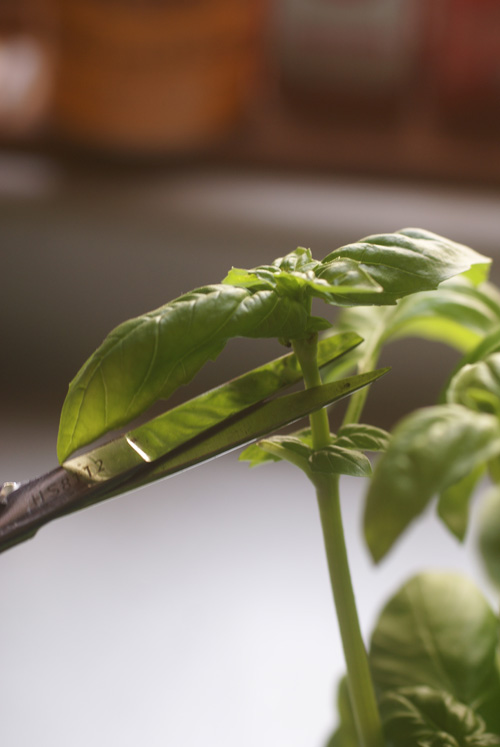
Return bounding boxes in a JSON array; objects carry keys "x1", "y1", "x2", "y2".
[{"x1": 293, "y1": 335, "x2": 384, "y2": 747}]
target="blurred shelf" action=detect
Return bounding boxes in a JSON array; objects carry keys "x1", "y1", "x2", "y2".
[
  {"x1": 2, "y1": 84, "x2": 500, "y2": 188},
  {"x1": 226, "y1": 91, "x2": 500, "y2": 187}
]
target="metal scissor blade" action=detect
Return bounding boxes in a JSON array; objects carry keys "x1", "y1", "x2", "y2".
[
  {"x1": 0, "y1": 333, "x2": 377, "y2": 554},
  {"x1": 0, "y1": 368, "x2": 388, "y2": 553}
]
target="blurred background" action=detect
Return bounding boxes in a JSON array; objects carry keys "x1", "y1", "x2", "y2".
[{"x1": 1, "y1": 2, "x2": 500, "y2": 746}]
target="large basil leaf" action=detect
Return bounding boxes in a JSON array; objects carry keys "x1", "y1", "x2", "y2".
[
  {"x1": 58, "y1": 331, "x2": 365, "y2": 467},
  {"x1": 364, "y1": 405, "x2": 500, "y2": 562},
  {"x1": 380, "y1": 687, "x2": 500, "y2": 747},
  {"x1": 57, "y1": 285, "x2": 333, "y2": 461},
  {"x1": 370, "y1": 573, "x2": 500, "y2": 732},
  {"x1": 323, "y1": 228, "x2": 490, "y2": 305}
]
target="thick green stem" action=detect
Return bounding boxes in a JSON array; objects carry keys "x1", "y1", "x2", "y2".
[
  {"x1": 293, "y1": 335, "x2": 384, "y2": 747},
  {"x1": 316, "y1": 474, "x2": 384, "y2": 747}
]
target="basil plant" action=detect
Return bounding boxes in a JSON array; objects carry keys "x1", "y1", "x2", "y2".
[{"x1": 11, "y1": 228, "x2": 500, "y2": 747}]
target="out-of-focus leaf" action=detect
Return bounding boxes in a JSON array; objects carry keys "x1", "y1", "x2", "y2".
[
  {"x1": 364, "y1": 405, "x2": 500, "y2": 563},
  {"x1": 478, "y1": 488, "x2": 500, "y2": 592},
  {"x1": 370, "y1": 573, "x2": 500, "y2": 731},
  {"x1": 380, "y1": 686, "x2": 500, "y2": 747},
  {"x1": 437, "y1": 465, "x2": 484, "y2": 541},
  {"x1": 448, "y1": 354, "x2": 500, "y2": 415},
  {"x1": 461, "y1": 326, "x2": 500, "y2": 366},
  {"x1": 384, "y1": 277, "x2": 500, "y2": 351},
  {"x1": 326, "y1": 678, "x2": 357, "y2": 747},
  {"x1": 335, "y1": 279, "x2": 500, "y2": 379}
]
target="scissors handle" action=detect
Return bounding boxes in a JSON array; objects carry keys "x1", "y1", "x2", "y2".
[{"x1": 0, "y1": 467, "x2": 106, "y2": 549}]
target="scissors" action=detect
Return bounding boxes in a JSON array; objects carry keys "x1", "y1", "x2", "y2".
[{"x1": 0, "y1": 333, "x2": 387, "y2": 554}]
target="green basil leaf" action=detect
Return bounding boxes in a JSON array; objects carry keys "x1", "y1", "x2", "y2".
[
  {"x1": 57, "y1": 284, "x2": 335, "y2": 461},
  {"x1": 381, "y1": 277, "x2": 500, "y2": 352},
  {"x1": 251, "y1": 435, "x2": 313, "y2": 474},
  {"x1": 335, "y1": 424, "x2": 390, "y2": 452},
  {"x1": 437, "y1": 465, "x2": 484, "y2": 541},
  {"x1": 243, "y1": 425, "x2": 383, "y2": 476},
  {"x1": 448, "y1": 354, "x2": 500, "y2": 415},
  {"x1": 323, "y1": 228, "x2": 490, "y2": 305},
  {"x1": 364, "y1": 405, "x2": 500, "y2": 562},
  {"x1": 335, "y1": 279, "x2": 500, "y2": 378},
  {"x1": 370, "y1": 573, "x2": 500, "y2": 727},
  {"x1": 59, "y1": 330, "x2": 358, "y2": 465},
  {"x1": 380, "y1": 686, "x2": 500, "y2": 747},
  {"x1": 310, "y1": 445, "x2": 372, "y2": 477},
  {"x1": 326, "y1": 678, "x2": 357, "y2": 747},
  {"x1": 461, "y1": 326, "x2": 500, "y2": 366},
  {"x1": 478, "y1": 488, "x2": 500, "y2": 592},
  {"x1": 440, "y1": 325, "x2": 500, "y2": 407},
  {"x1": 488, "y1": 457, "x2": 500, "y2": 485},
  {"x1": 240, "y1": 427, "x2": 314, "y2": 467},
  {"x1": 239, "y1": 442, "x2": 280, "y2": 467}
]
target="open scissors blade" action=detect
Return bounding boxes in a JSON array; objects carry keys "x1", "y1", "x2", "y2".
[{"x1": 0, "y1": 333, "x2": 386, "y2": 554}]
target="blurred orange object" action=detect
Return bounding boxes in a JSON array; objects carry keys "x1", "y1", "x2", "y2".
[{"x1": 50, "y1": 0, "x2": 266, "y2": 154}]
